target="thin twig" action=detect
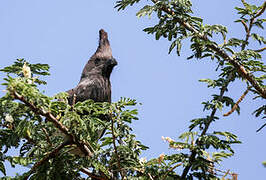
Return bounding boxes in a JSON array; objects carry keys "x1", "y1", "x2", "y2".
[
  {"x1": 213, "y1": 167, "x2": 236, "y2": 177},
  {"x1": 73, "y1": 94, "x2": 77, "y2": 106},
  {"x1": 71, "y1": 93, "x2": 77, "y2": 111},
  {"x1": 223, "y1": 89, "x2": 249, "y2": 116},
  {"x1": 256, "y1": 123, "x2": 266, "y2": 132},
  {"x1": 80, "y1": 168, "x2": 108, "y2": 180},
  {"x1": 148, "y1": 173, "x2": 154, "y2": 180},
  {"x1": 242, "y1": 1, "x2": 266, "y2": 51},
  {"x1": 241, "y1": 20, "x2": 249, "y2": 34},
  {"x1": 181, "y1": 75, "x2": 233, "y2": 178},
  {"x1": 241, "y1": 18, "x2": 252, "y2": 51},
  {"x1": 254, "y1": 47, "x2": 266, "y2": 52},
  {"x1": 24, "y1": 135, "x2": 36, "y2": 145},
  {"x1": 23, "y1": 142, "x2": 67, "y2": 180},
  {"x1": 110, "y1": 113, "x2": 124, "y2": 179},
  {"x1": 41, "y1": 127, "x2": 52, "y2": 146},
  {"x1": 232, "y1": 173, "x2": 238, "y2": 180},
  {"x1": 162, "y1": 163, "x2": 182, "y2": 180},
  {"x1": 254, "y1": 2, "x2": 266, "y2": 19}
]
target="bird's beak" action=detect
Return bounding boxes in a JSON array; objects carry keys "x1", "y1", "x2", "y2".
[{"x1": 108, "y1": 58, "x2": 118, "y2": 67}]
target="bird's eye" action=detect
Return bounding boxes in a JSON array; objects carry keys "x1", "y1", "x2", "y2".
[{"x1": 95, "y1": 58, "x2": 101, "y2": 64}]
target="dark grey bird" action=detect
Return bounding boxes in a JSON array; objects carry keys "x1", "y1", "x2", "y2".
[
  {"x1": 67, "y1": 29, "x2": 117, "y2": 105},
  {"x1": 62, "y1": 29, "x2": 117, "y2": 157}
]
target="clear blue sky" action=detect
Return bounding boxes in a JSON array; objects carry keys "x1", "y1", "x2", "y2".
[{"x1": 0, "y1": 0, "x2": 265, "y2": 179}]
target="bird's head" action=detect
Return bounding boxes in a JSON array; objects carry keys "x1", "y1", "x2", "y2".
[{"x1": 81, "y1": 29, "x2": 117, "y2": 79}]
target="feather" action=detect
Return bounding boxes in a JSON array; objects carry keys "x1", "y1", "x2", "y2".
[{"x1": 67, "y1": 29, "x2": 117, "y2": 105}]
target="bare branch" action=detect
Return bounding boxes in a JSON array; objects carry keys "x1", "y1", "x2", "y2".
[
  {"x1": 254, "y1": 47, "x2": 266, "y2": 52},
  {"x1": 148, "y1": 173, "x2": 154, "y2": 180},
  {"x1": 241, "y1": 20, "x2": 249, "y2": 34},
  {"x1": 232, "y1": 173, "x2": 238, "y2": 180},
  {"x1": 223, "y1": 89, "x2": 249, "y2": 116},
  {"x1": 256, "y1": 123, "x2": 266, "y2": 132}
]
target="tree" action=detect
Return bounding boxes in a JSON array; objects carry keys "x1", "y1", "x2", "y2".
[{"x1": 0, "y1": 0, "x2": 265, "y2": 179}]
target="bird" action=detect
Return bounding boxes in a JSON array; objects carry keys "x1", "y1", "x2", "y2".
[
  {"x1": 67, "y1": 29, "x2": 117, "y2": 105},
  {"x1": 61, "y1": 29, "x2": 117, "y2": 156}
]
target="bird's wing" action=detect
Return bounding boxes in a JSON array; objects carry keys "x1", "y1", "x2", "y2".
[{"x1": 67, "y1": 78, "x2": 110, "y2": 105}]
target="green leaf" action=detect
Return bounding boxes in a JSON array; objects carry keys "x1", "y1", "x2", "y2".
[
  {"x1": 213, "y1": 131, "x2": 239, "y2": 142},
  {"x1": 6, "y1": 156, "x2": 33, "y2": 167},
  {"x1": 155, "y1": 30, "x2": 162, "y2": 40},
  {"x1": 179, "y1": 131, "x2": 197, "y2": 143},
  {"x1": 251, "y1": 33, "x2": 266, "y2": 45},
  {"x1": 136, "y1": 5, "x2": 155, "y2": 18},
  {"x1": 189, "y1": 118, "x2": 206, "y2": 131},
  {"x1": 212, "y1": 151, "x2": 233, "y2": 162},
  {"x1": 168, "y1": 40, "x2": 177, "y2": 54},
  {"x1": 253, "y1": 105, "x2": 266, "y2": 117},
  {"x1": 235, "y1": 50, "x2": 262, "y2": 60},
  {"x1": 0, "y1": 161, "x2": 6, "y2": 176},
  {"x1": 115, "y1": 0, "x2": 141, "y2": 11},
  {"x1": 176, "y1": 39, "x2": 182, "y2": 56},
  {"x1": 199, "y1": 79, "x2": 216, "y2": 88}
]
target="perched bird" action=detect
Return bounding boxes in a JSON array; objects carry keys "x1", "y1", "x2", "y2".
[
  {"x1": 63, "y1": 29, "x2": 117, "y2": 156},
  {"x1": 67, "y1": 29, "x2": 117, "y2": 105}
]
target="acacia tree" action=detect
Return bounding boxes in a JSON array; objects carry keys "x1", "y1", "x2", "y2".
[{"x1": 0, "y1": 0, "x2": 265, "y2": 179}]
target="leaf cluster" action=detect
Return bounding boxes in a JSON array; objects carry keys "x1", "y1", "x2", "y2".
[
  {"x1": 0, "y1": 60, "x2": 148, "y2": 179},
  {"x1": 114, "y1": 0, "x2": 265, "y2": 179}
]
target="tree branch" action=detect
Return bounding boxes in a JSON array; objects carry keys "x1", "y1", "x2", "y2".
[
  {"x1": 162, "y1": 163, "x2": 182, "y2": 180},
  {"x1": 181, "y1": 75, "x2": 233, "y2": 178},
  {"x1": 256, "y1": 123, "x2": 266, "y2": 132},
  {"x1": 10, "y1": 90, "x2": 114, "y2": 179},
  {"x1": 254, "y1": 47, "x2": 266, "y2": 52},
  {"x1": 23, "y1": 142, "x2": 67, "y2": 180},
  {"x1": 41, "y1": 127, "x2": 52, "y2": 146},
  {"x1": 151, "y1": 0, "x2": 266, "y2": 98},
  {"x1": 148, "y1": 0, "x2": 265, "y2": 177},
  {"x1": 254, "y1": 1, "x2": 266, "y2": 19},
  {"x1": 240, "y1": 20, "x2": 249, "y2": 34},
  {"x1": 11, "y1": 90, "x2": 93, "y2": 157},
  {"x1": 110, "y1": 114, "x2": 124, "y2": 179},
  {"x1": 223, "y1": 88, "x2": 249, "y2": 116},
  {"x1": 80, "y1": 168, "x2": 109, "y2": 180}
]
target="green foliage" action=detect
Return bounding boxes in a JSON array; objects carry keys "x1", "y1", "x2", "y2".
[
  {"x1": 0, "y1": 0, "x2": 264, "y2": 179},
  {"x1": 0, "y1": 60, "x2": 148, "y2": 179},
  {"x1": 115, "y1": 0, "x2": 265, "y2": 179},
  {"x1": 115, "y1": 0, "x2": 141, "y2": 11},
  {"x1": 251, "y1": 33, "x2": 266, "y2": 45},
  {"x1": 0, "y1": 59, "x2": 50, "y2": 85},
  {"x1": 253, "y1": 105, "x2": 266, "y2": 118}
]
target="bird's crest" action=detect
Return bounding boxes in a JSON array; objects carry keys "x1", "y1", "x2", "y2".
[{"x1": 95, "y1": 29, "x2": 112, "y2": 59}]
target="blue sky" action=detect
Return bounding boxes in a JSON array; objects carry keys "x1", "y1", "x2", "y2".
[{"x1": 0, "y1": 0, "x2": 265, "y2": 179}]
